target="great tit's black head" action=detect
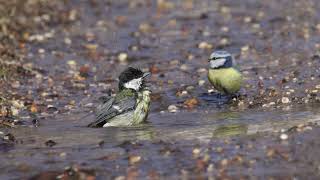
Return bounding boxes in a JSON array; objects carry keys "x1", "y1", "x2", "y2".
[
  {"x1": 208, "y1": 51, "x2": 233, "y2": 69},
  {"x1": 118, "y1": 67, "x2": 150, "y2": 91}
]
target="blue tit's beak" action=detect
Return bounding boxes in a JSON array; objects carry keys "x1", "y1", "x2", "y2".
[{"x1": 143, "y1": 72, "x2": 151, "y2": 78}]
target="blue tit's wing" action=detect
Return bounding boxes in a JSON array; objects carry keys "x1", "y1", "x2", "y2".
[{"x1": 88, "y1": 95, "x2": 137, "y2": 127}]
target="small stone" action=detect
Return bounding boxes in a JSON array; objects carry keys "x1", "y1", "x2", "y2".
[
  {"x1": 64, "y1": 38, "x2": 72, "y2": 45},
  {"x1": 11, "y1": 107, "x2": 19, "y2": 116},
  {"x1": 149, "y1": 65, "x2": 160, "y2": 74},
  {"x1": 186, "y1": 86, "x2": 194, "y2": 91},
  {"x1": 45, "y1": 140, "x2": 57, "y2": 147},
  {"x1": 244, "y1": 16, "x2": 252, "y2": 23},
  {"x1": 168, "y1": 105, "x2": 178, "y2": 113},
  {"x1": 129, "y1": 155, "x2": 141, "y2": 164},
  {"x1": 281, "y1": 97, "x2": 290, "y2": 104},
  {"x1": 38, "y1": 48, "x2": 45, "y2": 54},
  {"x1": 60, "y1": 152, "x2": 67, "y2": 157},
  {"x1": 180, "y1": 64, "x2": 189, "y2": 71},
  {"x1": 114, "y1": 176, "x2": 126, "y2": 180},
  {"x1": 241, "y1": 45, "x2": 250, "y2": 52},
  {"x1": 198, "y1": 41, "x2": 212, "y2": 49},
  {"x1": 197, "y1": 68, "x2": 207, "y2": 73},
  {"x1": 184, "y1": 98, "x2": 199, "y2": 109},
  {"x1": 198, "y1": 80, "x2": 205, "y2": 86},
  {"x1": 187, "y1": 54, "x2": 194, "y2": 60},
  {"x1": 219, "y1": 38, "x2": 229, "y2": 46},
  {"x1": 170, "y1": 60, "x2": 179, "y2": 65},
  {"x1": 67, "y1": 60, "x2": 77, "y2": 66},
  {"x1": 118, "y1": 53, "x2": 128, "y2": 63},
  {"x1": 181, "y1": 90, "x2": 188, "y2": 96},
  {"x1": 220, "y1": 159, "x2": 228, "y2": 166},
  {"x1": 84, "y1": 43, "x2": 98, "y2": 50},
  {"x1": 221, "y1": 26, "x2": 229, "y2": 32},
  {"x1": 192, "y1": 148, "x2": 201, "y2": 155},
  {"x1": 11, "y1": 100, "x2": 24, "y2": 108},
  {"x1": 30, "y1": 103, "x2": 38, "y2": 113},
  {"x1": 280, "y1": 133, "x2": 288, "y2": 140},
  {"x1": 316, "y1": 24, "x2": 320, "y2": 31},
  {"x1": 266, "y1": 149, "x2": 275, "y2": 157},
  {"x1": 139, "y1": 23, "x2": 152, "y2": 33}
]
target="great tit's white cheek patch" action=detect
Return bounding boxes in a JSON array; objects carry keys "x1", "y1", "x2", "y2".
[
  {"x1": 124, "y1": 77, "x2": 143, "y2": 91},
  {"x1": 210, "y1": 58, "x2": 226, "y2": 69}
]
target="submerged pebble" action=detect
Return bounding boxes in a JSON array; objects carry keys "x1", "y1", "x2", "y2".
[
  {"x1": 168, "y1": 105, "x2": 179, "y2": 113},
  {"x1": 280, "y1": 133, "x2": 288, "y2": 140}
]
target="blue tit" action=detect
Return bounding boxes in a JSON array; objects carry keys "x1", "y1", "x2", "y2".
[{"x1": 207, "y1": 51, "x2": 242, "y2": 95}]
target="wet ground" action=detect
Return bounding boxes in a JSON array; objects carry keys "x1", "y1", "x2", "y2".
[{"x1": 1, "y1": 0, "x2": 320, "y2": 179}]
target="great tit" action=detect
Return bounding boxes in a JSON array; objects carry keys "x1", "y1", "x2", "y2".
[
  {"x1": 207, "y1": 51, "x2": 242, "y2": 95},
  {"x1": 88, "y1": 67, "x2": 151, "y2": 127}
]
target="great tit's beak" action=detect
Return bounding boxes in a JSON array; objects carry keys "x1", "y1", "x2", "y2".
[
  {"x1": 208, "y1": 58, "x2": 213, "y2": 62},
  {"x1": 143, "y1": 72, "x2": 151, "y2": 78}
]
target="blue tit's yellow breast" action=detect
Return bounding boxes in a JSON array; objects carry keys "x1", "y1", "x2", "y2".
[{"x1": 208, "y1": 68, "x2": 242, "y2": 94}]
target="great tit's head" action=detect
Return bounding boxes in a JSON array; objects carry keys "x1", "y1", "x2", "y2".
[
  {"x1": 208, "y1": 51, "x2": 233, "y2": 69},
  {"x1": 119, "y1": 67, "x2": 150, "y2": 91}
]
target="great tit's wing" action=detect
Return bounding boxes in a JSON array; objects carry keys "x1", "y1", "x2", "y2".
[
  {"x1": 88, "y1": 95, "x2": 137, "y2": 127},
  {"x1": 98, "y1": 95, "x2": 112, "y2": 104},
  {"x1": 87, "y1": 97, "x2": 115, "y2": 127}
]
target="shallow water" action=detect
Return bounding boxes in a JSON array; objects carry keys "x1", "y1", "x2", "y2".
[{"x1": 1, "y1": 104, "x2": 319, "y2": 179}]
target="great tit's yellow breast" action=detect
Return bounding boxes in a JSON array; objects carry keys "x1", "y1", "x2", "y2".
[
  {"x1": 208, "y1": 68, "x2": 242, "y2": 94},
  {"x1": 133, "y1": 90, "x2": 151, "y2": 125}
]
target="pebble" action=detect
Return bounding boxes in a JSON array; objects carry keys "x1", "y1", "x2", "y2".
[
  {"x1": 60, "y1": 152, "x2": 67, "y2": 157},
  {"x1": 317, "y1": 24, "x2": 320, "y2": 31},
  {"x1": 170, "y1": 60, "x2": 179, "y2": 65},
  {"x1": 168, "y1": 105, "x2": 178, "y2": 113},
  {"x1": 192, "y1": 148, "x2": 201, "y2": 155},
  {"x1": 180, "y1": 64, "x2": 189, "y2": 71},
  {"x1": 11, "y1": 107, "x2": 19, "y2": 116},
  {"x1": 64, "y1": 37, "x2": 72, "y2": 45},
  {"x1": 198, "y1": 41, "x2": 212, "y2": 49},
  {"x1": 118, "y1": 53, "x2": 128, "y2": 62},
  {"x1": 221, "y1": 26, "x2": 229, "y2": 32},
  {"x1": 186, "y1": 86, "x2": 194, "y2": 91},
  {"x1": 139, "y1": 23, "x2": 152, "y2": 33},
  {"x1": 129, "y1": 155, "x2": 141, "y2": 164},
  {"x1": 241, "y1": 45, "x2": 250, "y2": 52},
  {"x1": 67, "y1": 60, "x2": 77, "y2": 66},
  {"x1": 11, "y1": 100, "x2": 24, "y2": 108},
  {"x1": 197, "y1": 68, "x2": 207, "y2": 73},
  {"x1": 220, "y1": 159, "x2": 228, "y2": 166},
  {"x1": 219, "y1": 38, "x2": 229, "y2": 46},
  {"x1": 38, "y1": 48, "x2": 45, "y2": 54},
  {"x1": 280, "y1": 133, "x2": 288, "y2": 140},
  {"x1": 114, "y1": 176, "x2": 126, "y2": 180},
  {"x1": 181, "y1": 90, "x2": 188, "y2": 96},
  {"x1": 281, "y1": 97, "x2": 290, "y2": 104},
  {"x1": 198, "y1": 80, "x2": 205, "y2": 86},
  {"x1": 244, "y1": 16, "x2": 252, "y2": 23}
]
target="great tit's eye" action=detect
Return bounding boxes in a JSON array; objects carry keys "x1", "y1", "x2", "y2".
[{"x1": 208, "y1": 57, "x2": 217, "y2": 61}]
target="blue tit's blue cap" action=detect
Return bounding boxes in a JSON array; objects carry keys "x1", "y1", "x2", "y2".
[{"x1": 209, "y1": 51, "x2": 231, "y2": 60}]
